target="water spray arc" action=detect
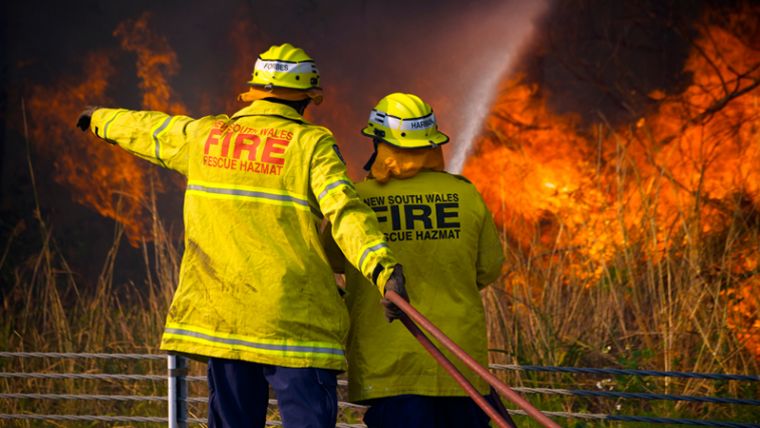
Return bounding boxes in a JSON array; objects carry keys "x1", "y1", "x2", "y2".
[{"x1": 447, "y1": 1, "x2": 547, "y2": 174}]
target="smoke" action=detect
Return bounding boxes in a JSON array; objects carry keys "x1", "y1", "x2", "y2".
[
  {"x1": 4, "y1": 0, "x2": 552, "y2": 175},
  {"x1": 446, "y1": 1, "x2": 548, "y2": 173},
  {"x1": 515, "y1": 0, "x2": 704, "y2": 126},
  {"x1": 241, "y1": 0, "x2": 551, "y2": 177},
  {"x1": 1, "y1": 0, "x2": 550, "y2": 281}
]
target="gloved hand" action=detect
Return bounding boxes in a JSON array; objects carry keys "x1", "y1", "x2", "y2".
[
  {"x1": 381, "y1": 264, "x2": 408, "y2": 322},
  {"x1": 76, "y1": 106, "x2": 99, "y2": 132}
]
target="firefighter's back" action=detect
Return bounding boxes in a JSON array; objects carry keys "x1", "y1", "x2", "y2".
[{"x1": 345, "y1": 170, "x2": 503, "y2": 401}]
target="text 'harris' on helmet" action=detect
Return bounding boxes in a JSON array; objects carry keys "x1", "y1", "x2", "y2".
[{"x1": 361, "y1": 92, "x2": 449, "y2": 149}]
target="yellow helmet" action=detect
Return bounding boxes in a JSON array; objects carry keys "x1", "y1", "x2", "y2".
[
  {"x1": 240, "y1": 43, "x2": 323, "y2": 104},
  {"x1": 361, "y1": 93, "x2": 449, "y2": 149}
]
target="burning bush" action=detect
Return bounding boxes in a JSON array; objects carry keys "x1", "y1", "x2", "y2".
[{"x1": 465, "y1": 5, "x2": 760, "y2": 360}]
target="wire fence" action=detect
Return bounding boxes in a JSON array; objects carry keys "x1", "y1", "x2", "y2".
[{"x1": 0, "y1": 352, "x2": 758, "y2": 427}]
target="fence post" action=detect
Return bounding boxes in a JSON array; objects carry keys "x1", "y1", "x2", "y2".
[{"x1": 168, "y1": 354, "x2": 188, "y2": 428}]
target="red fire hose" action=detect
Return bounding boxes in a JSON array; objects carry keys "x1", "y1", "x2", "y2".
[
  {"x1": 398, "y1": 315, "x2": 515, "y2": 428},
  {"x1": 386, "y1": 290, "x2": 561, "y2": 428}
]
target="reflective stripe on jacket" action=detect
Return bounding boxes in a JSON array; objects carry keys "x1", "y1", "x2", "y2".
[
  {"x1": 90, "y1": 100, "x2": 397, "y2": 370},
  {"x1": 335, "y1": 171, "x2": 504, "y2": 400}
]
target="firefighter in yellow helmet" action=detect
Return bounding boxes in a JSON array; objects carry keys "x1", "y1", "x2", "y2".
[
  {"x1": 324, "y1": 93, "x2": 504, "y2": 427},
  {"x1": 76, "y1": 43, "x2": 407, "y2": 428}
]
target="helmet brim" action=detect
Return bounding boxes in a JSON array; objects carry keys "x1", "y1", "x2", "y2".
[
  {"x1": 361, "y1": 126, "x2": 449, "y2": 149},
  {"x1": 239, "y1": 85, "x2": 323, "y2": 105}
]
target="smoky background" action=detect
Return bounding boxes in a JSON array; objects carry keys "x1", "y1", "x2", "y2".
[
  {"x1": 1, "y1": 0, "x2": 747, "y2": 287},
  {"x1": 1, "y1": 0, "x2": 547, "y2": 285}
]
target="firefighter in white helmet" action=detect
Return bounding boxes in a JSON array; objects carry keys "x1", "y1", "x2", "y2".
[
  {"x1": 76, "y1": 43, "x2": 407, "y2": 428},
  {"x1": 325, "y1": 92, "x2": 504, "y2": 427}
]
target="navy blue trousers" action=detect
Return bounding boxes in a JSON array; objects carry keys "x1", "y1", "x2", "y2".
[
  {"x1": 207, "y1": 357, "x2": 338, "y2": 428},
  {"x1": 363, "y1": 394, "x2": 493, "y2": 428}
]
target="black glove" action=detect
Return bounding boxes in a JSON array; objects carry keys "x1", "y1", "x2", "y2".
[
  {"x1": 76, "y1": 106, "x2": 99, "y2": 132},
  {"x1": 381, "y1": 264, "x2": 408, "y2": 322}
]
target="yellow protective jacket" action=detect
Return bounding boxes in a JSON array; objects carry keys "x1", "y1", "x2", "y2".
[
  {"x1": 329, "y1": 171, "x2": 504, "y2": 401},
  {"x1": 89, "y1": 100, "x2": 398, "y2": 370}
]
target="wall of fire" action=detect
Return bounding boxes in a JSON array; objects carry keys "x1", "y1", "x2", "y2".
[{"x1": 1, "y1": 0, "x2": 758, "y2": 356}]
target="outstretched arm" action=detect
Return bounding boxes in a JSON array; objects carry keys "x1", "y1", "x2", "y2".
[{"x1": 79, "y1": 107, "x2": 199, "y2": 176}]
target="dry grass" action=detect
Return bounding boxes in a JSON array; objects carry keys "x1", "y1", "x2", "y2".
[
  {"x1": 1, "y1": 168, "x2": 758, "y2": 427},
  {"x1": 0, "y1": 185, "x2": 201, "y2": 426},
  {"x1": 483, "y1": 155, "x2": 760, "y2": 425}
]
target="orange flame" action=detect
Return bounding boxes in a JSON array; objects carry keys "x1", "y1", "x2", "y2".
[
  {"x1": 22, "y1": 6, "x2": 759, "y2": 357},
  {"x1": 27, "y1": 13, "x2": 188, "y2": 246},
  {"x1": 464, "y1": 8, "x2": 760, "y2": 355},
  {"x1": 464, "y1": 77, "x2": 624, "y2": 280},
  {"x1": 114, "y1": 12, "x2": 186, "y2": 115},
  {"x1": 27, "y1": 54, "x2": 152, "y2": 243}
]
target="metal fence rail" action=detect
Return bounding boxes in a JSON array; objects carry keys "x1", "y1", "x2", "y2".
[
  {"x1": 491, "y1": 364, "x2": 760, "y2": 382},
  {"x1": 1, "y1": 352, "x2": 758, "y2": 427},
  {"x1": 507, "y1": 387, "x2": 760, "y2": 406}
]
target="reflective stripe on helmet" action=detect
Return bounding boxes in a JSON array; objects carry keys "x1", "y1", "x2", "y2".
[
  {"x1": 247, "y1": 43, "x2": 321, "y2": 93},
  {"x1": 164, "y1": 324, "x2": 345, "y2": 359},
  {"x1": 369, "y1": 109, "x2": 437, "y2": 132},
  {"x1": 254, "y1": 58, "x2": 318, "y2": 75}
]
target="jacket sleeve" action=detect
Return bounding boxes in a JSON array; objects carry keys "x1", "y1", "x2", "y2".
[
  {"x1": 476, "y1": 192, "x2": 505, "y2": 289},
  {"x1": 310, "y1": 136, "x2": 398, "y2": 294},
  {"x1": 90, "y1": 108, "x2": 196, "y2": 176},
  {"x1": 320, "y1": 222, "x2": 347, "y2": 274}
]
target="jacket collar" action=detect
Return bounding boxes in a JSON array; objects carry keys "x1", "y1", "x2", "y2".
[{"x1": 231, "y1": 100, "x2": 310, "y2": 124}]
